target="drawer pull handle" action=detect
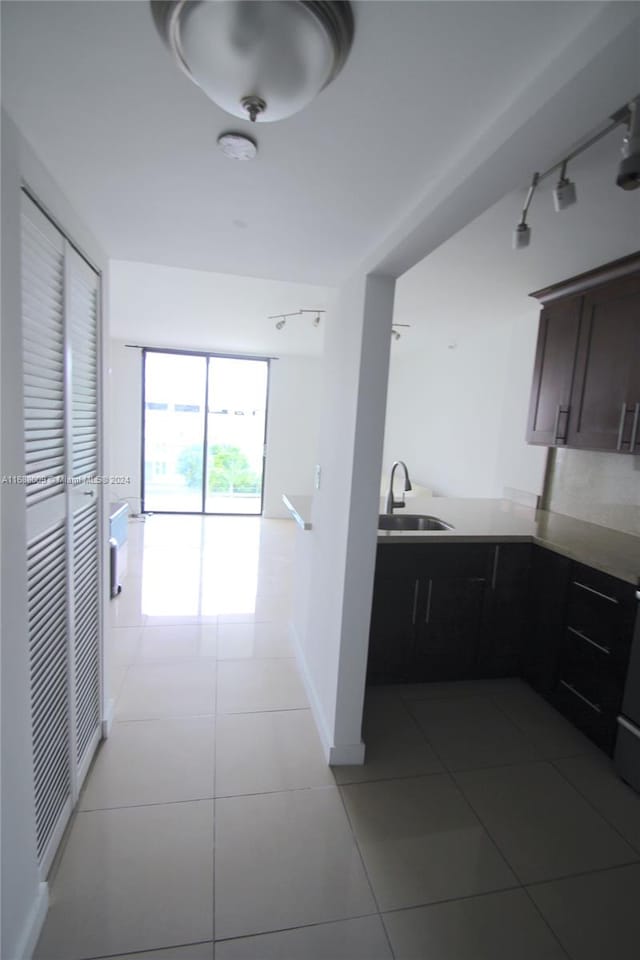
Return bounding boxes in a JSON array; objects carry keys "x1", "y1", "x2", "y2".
[
  {"x1": 573, "y1": 581, "x2": 618, "y2": 605},
  {"x1": 560, "y1": 680, "x2": 602, "y2": 714},
  {"x1": 411, "y1": 579, "x2": 419, "y2": 626},
  {"x1": 567, "y1": 626, "x2": 610, "y2": 656}
]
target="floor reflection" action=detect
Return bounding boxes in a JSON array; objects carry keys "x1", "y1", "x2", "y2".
[{"x1": 140, "y1": 515, "x2": 262, "y2": 617}]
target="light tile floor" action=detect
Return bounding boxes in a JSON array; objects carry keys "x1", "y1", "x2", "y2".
[{"x1": 35, "y1": 515, "x2": 640, "y2": 960}]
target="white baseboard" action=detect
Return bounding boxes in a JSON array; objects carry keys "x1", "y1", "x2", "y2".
[
  {"x1": 101, "y1": 697, "x2": 115, "y2": 738},
  {"x1": 289, "y1": 622, "x2": 365, "y2": 767},
  {"x1": 14, "y1": 881, "x2": 48, "y2": 960},
  {"x1": 328, "y1": 739, "x2": 366, "y2": 765}
]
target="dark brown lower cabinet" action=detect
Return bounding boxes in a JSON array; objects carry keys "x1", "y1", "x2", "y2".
[
  {"x1": 368, "y1": 540, "x2": 636, "y2": 756},
  {"x1": 521, "y1": 546, "x2": 571, "y2": 696},
  {"x1": 367, "y1": 542, "x2": 531, "y2": 685},
  {"x1": 478, "y1": 543, "x2": 532, "y2": 677},
  {"x1": 550, "y1": 562, "x2": 636, "y2": 753},
  {"x1": 414, "y1": 575, "x2": 486, "y2": 681},
  {"x1": 368, "y1": 569, "x2": 418, "y2": 682}
]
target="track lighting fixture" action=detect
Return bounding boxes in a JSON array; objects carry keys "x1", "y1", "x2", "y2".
[
  {"x1": 513, "y1": 173, "x2": 539, "y2": 250},
  {"x1": 617, "y1": 96, "x2": 640, "y2": 191},
  {"x1": 513, "y1": 95, "x2": 639, "y2": 249},
  {"x1": 553, "y1": 161, "x2": 577, "y2": 211},
  {"x1": 391, "y1": 324, "x2": 410, "y2": 341},
  {"x1": 270, "y1": 308, "x2": 326, "y2": 330}
]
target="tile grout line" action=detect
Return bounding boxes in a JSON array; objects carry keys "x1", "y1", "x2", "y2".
[
  {"x1": 519, "y1": 886, "x2": 573, "y2": 959},
  {"x1": 212, "y1": 910, "x2": 384, "y2": 949},
  {"x1": 333, "y1": 781, "x2": 397, "y2": 960},
  {"x1": 402, "y1": 695, "x2": 529, "y2": 892},
  {"x1": 549, "y1": 757, "x2": 640, "y2": 859},
  {"x1": 445, "y1": 761, "x2": 635, "y2": 958},
  {"x1": 84, "y1": 938, "x2": 215, "y2": 960},
  {"x1": 524, "y1": 858, "x2": 640, "y2": 890}
]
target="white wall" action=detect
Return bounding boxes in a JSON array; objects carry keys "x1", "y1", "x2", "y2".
[
  {"x1": 1, "y1": 110, "x2": 108, "y2": 960},
  {"x1": 262, "y1": 356, "x2": 323, "y2": 518},
  {"x1": 108, "y1": 341, "x2": 143, "y2": 513},
  {"x1": 294, "y1": 272, "x2": 394, "y2": 763},
  {"x1": 109, "y1": 260, "x2": 333, "y2": 358},
  {"x1": 108, "y1": 340, "x2": 323, "y2": 518},
  {"x1": 384, "y1": 133, "x2": 640, "y2": 500}
]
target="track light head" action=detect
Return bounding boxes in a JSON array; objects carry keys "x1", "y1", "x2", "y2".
[
  {"x1": 617, "y1": 98, "x2": 640, "y2": 191},
  {"x1": 275, "y1": 318, "x2": 286, "y2": 330},
  {"x1": 513, "y1": 221, "x2": 531, "y2": 250},
  {"x1": 553, "y1": 177, "x2": 577, "y2": 210},
  {"x1": 391, "y1": 329, "x2": 401, "y2": 341},
  {"x1": 553, "y1": 162, "x2": 577, "y2": 211},
  {"x1": 312, "y1": 313, "x2": 321, "y2": 327}
]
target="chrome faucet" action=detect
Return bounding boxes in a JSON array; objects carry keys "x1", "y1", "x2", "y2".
[{"x1": 385, "y1": 461, "x2": 412, "y2": 514}]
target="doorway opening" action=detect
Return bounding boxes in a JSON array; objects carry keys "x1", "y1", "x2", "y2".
[{"x1": 141, "y1": 349, "x2": 269, "y2": 515}]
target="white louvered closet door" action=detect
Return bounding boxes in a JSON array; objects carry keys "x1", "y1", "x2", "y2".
[
  {"x1": 21, "y1": 192, "x2": 102, "y2": 878},
  {"x1": 67, "y1": 247, "x2": 101, "y2": 785}
]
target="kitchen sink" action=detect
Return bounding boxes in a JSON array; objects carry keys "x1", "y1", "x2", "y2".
[{"x1": 377, "y1": 513, "x2": 454, "y2": 531}]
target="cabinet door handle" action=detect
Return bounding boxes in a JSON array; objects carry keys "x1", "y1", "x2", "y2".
[
  {"x1": 567, "y1": 625, "x2": 610, "y2": 656},
  {"x1": 631, "y1": 402, "x2": 640, "y2": 451},
  {"x1": 617, "y1": 402, "x2": 630, "y2": 450},
  {"x1": 411, "y1": 579, "x2": 419, "y2": 626},
  {"x1": 491, "y1": 545, "x2": 500, "y2": 591},
  {"x1": 560, "y1": 680, "x2": 602, "y2": 715},
  {"x1": 424, "y1": 579, "x2": 433, "y2": 625},
  {"x1": 554, "y1": 404, "x2": 570, "y2": 444}
]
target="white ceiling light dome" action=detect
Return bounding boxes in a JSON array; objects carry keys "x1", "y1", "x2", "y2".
[{"x1": 151, "y1": 0, "x2": 355, "y2": 123}]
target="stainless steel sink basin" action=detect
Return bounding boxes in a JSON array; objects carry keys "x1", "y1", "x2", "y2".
[{"x1": 377, "y1": 513, "x2": 453, "y2": 531}]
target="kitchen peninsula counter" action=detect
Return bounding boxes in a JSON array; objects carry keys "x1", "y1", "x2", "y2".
[{"x1": 283, "y1": 493, "x2": 640, "y2": 586}]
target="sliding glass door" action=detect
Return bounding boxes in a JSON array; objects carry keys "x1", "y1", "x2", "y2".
[
  {"x1": 142, "y1": 350, "x2": 268, "y2": 515},
  {"x1": 205, "y1": 357, "x2": 268, "y2": 514}
]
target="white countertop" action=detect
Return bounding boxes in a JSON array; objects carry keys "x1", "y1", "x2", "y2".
[{"x1": 282, "y1": 493, "x2": 640, "y2": 586}]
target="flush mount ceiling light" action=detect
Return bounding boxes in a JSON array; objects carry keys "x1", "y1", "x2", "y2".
[
  {"x1": 151, "y1": 1, "x2": 355, "y2": 123},
  {"x1": 269, "y1": 308, "x2": 326, "y2": 329},
  {"x1": 513, "y1": 95, "x2": 639, "y2": 250}
]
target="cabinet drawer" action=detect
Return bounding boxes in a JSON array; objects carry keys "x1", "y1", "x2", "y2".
[
  {"x1": 566, "y1": 587, "x2": 617, "y2": 654},
  {"x1": 559, "y1": 627, "x2": 620, "y2": 712},
  {"x1": 553, "y1": 678, "x2": 616, "y2": 753},
  {"x1": 569, "y1": 562, "x2": 634, "y2": 610},
  {"x1": 567, "y1": 563, "x2": 636, "y2": 670}
]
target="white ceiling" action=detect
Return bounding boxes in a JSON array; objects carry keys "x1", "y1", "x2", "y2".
[
  {"x1": 0, "y1": 0, "x2": 610, "y2": 286},
  {"x1": 109, "y1": 259, "x2": 334, "y2": 356}
]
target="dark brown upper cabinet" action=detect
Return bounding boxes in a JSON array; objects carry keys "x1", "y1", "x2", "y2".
[
  {"x1": 527, "y1": 252, "x2": 640, "y2": 452},
  {"x1": 526, "y1": 296, "x2": 582, "y2": 445}
]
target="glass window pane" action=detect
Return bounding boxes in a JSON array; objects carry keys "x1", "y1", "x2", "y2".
[
  {"x1": 143, "y1": 353, "x2": 207, "y2": 513},
  {"x1": 205, "y1": 358, "x2": 268, "y2": 516}
]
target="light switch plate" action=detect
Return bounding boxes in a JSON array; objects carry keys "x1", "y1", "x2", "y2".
[{"x1": 314, "y1": 464, "x2": 321, "y2": 490}]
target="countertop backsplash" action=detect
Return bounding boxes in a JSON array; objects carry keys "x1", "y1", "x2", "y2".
[{"x1": 546, "y1": 447, "x2": 640, "y2": 537}]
